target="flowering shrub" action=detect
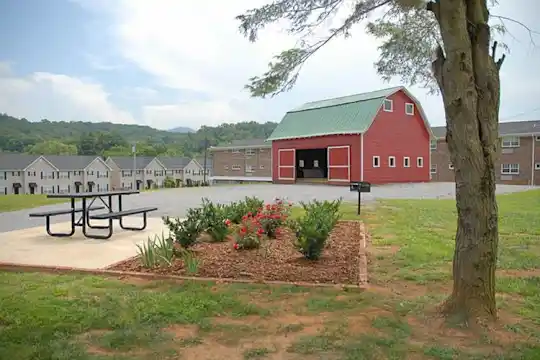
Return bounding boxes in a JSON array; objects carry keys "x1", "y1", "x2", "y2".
[
  {"x1": 228, "y1": 214, "x2": 265, "y2": 250},
  {"x1": 256, "y1": 198, "x2": 292, "y2": 238},
  {"x1": 221, "y1": 196, "x2": 265, "y2": 224}
]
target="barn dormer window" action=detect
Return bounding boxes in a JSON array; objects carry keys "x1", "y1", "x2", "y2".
[
  {"x1": 405, "y1": 103, "x2": 414, "y2": 115},
  {"x1": 383, "y1": 99, "x2": 393, "y2": 112}
]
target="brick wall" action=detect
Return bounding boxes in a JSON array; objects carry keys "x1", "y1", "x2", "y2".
[{"x1": 211, "y1": 147, "x2": 272, "y2": 178}]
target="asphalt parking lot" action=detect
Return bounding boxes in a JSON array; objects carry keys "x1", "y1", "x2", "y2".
[{"x1": 0, "y1": 182, "x2": 535, "y2": 232}]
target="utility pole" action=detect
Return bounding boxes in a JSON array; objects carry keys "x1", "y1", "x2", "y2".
[
  {"x1": 132, "y1": 143, "x2": 137, "y2": 191},
  {"x1": 203, "y1": 137, "x2": 208, "y2": 186}
]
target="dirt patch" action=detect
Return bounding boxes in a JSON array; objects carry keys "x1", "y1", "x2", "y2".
[
  {"x1": 497, "y1": 269, "x2": 540, "y2": 277},
  {"x1": 109, "y1": 221, "x2": 366, "y2": 285},
  {"x1": 164, "y1": 324, "x2": 198, "y2": 339}
]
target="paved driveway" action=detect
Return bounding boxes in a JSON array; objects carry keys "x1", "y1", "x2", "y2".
[{"x1": 0, "y1": 182, "x2": 535, "y2": 232}]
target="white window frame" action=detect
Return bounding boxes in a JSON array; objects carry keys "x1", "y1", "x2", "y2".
[
  {"x1": 373, "y1": 156, "x2": 380, "y2": 168},
  {"x1": 430, "y1": 140, "x2": 437, "y2": 151},
  {"x1": 403, "y1": 157, "x2": 410, "y2": 168},
  {"x1": 383, "y1": 99, "x2": 393, "y2": 112},
  {"x1": 501, "y1": 136, "x2": 520, "y2": 148},
  {"x1": 259, "y1": 165, "x2": 264, "y2": 169},
  {"x1": 388, "y1": 156, "x2": 396, "y2": 168},
  {"x1": 535, "y1": 163, "x2": 540, "y2": 170},
  {"x1": 245, "y1": 165, "x2": 254, "y2": 173},
  {"x1": 536, "y1": 135, "x2": 540, "y2": 141},
  {"x1": 501, "y1": 163, "x2": 519, "y2": 174},
  {"x1": 405, "y1": 103, "x2": 414, "y2": 115},
  {"x1": 231, "y1": 164, "x2": 241, "y2": 171},
  {"x1": 231, "y1": 148, "x2": 240, "y2": 153},
  {"x1": 416, "y1": 157, "x2": 424, "y2": 168},
  {"x1": 245, "y1": 148, "x2": 255, "y2": 156},
  {"x1": 430, "y1": 164, "x2": 437, "y2": 174},
  {"x1": 449, "y1": 163, "x2": 454, "y2": 170}
]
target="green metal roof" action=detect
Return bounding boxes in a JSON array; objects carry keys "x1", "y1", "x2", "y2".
[{"x1": 267, "y1": 86, "x2": 403, "y2": 141}]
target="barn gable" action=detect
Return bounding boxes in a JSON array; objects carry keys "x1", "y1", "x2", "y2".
[{"x1": 267, "y1": 86, "x2": 433, "y2": 141}]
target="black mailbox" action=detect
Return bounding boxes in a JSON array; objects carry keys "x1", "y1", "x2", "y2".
[
  {"x1": 350, "y1": 181, "x2": 371, "y2": 215},
  {"x1": 350, "y1": 181, "x2": 371, "y2": 193}
]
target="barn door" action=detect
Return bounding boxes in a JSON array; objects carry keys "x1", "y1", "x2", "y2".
[
  {"x1": 328, "y1": 145, "x2": 350, "y2": 182},
  {"x1": 278, "y1": 149, "x2": 295, "y2": 180}
]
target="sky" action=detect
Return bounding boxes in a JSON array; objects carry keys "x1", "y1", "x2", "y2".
[{"x1": 0, "y1": 0, "x2": 539, "y2": 131}]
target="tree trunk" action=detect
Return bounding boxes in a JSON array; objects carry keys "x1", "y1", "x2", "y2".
[{"x1": 429, "y1": 0, "x2": 501, "y2": 323}]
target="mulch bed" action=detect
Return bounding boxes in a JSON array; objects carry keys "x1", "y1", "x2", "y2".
[{"x1": 108, "y1": 220, "x2": 365, "y2": 285}]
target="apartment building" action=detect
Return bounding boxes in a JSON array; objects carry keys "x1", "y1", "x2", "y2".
[
  {"x1": 105, "y1": 156, "x2": 168, "y2": 190},
  {"x1": 157, "y1": 156, "x2": 191, "y2": 187},
  {"x1": 209, "y1": 139, "x2": 272, "y2": 183},
  {"x1": 0, "y1": 154, "x2": 111, "y2": 195},
  {"x1": 183, "y1": 157, "x2": 213, "y2": 185},
  {"x1": 430, "y1": 120, "x2": 540, "y2": 185}
]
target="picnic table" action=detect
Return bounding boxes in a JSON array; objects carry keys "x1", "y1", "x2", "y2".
[{"x1": 28, "y1": 190, "x2": 157, "y2": 240}]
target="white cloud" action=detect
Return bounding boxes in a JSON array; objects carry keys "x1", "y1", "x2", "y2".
[{"x1": 0, "y1": 69, "x2": 136, "y2": 125}]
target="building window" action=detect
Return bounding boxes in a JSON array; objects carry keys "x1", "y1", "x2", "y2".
[
  {"x1": 430, "y1": 140, "x2": 437, "y2": 151},
  {"x1": 231, "y1": 148, "x2": 240, "y2": 153},
  {"x1": 536, "y1": 136, "x2": 540, "y2": 141},
  {"x1": 430, "y1": 164, "x2": 437, "y2": 174},
  {"x1": 246, "y1": 165, "x2": 254, "y2": 173},
  {"x1": 405, "y1": 103, "x2": 414, "y2": 115},
  {"x1": 231, "y1": 165, "x2": 241, "y2": 171},
  {"x1": 313, "y1": 160, "x2": 319, "y2": 168},
  {"x1": 388, "y1": 156, "x2": 396, "y2": 168},
  {"x1": 501, "y1": 136, "x2": 520, "y2": 148},
  {"x1": 449, "y1": 163, "x2": 454, "y2": 170},
  {"x1": 535, "y1": 163, "x2": 540, "y2": 170},
  {"x1": 299, "y1": 160, "x2": 305, "y2": 168},
  {"x1": 403, "y1": 157, "x2": 410, "y2": 168},
  {"x1": 224, "y1": 165, "x2": 229, "y2": 170},
  {"x1": 245, "y1": 149, "x2": 255, "y2": 156},
  {"x1": 501, "y1": 164, "x2": 519, "y2": 174},
  {"x1": 383, "y1": 99, "x2": 393, "y2": 112},
  {"x1": 373, "y1": 156, "x2": 380, "y2": 168},
  {"x1": 417, "y1": 157, "x2": 424, "y2": 168},
  {"x1": 259, "y1": 165, "x2": 264, "y2": 169}
]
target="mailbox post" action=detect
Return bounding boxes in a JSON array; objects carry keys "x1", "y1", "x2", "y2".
[{"x1": 350, "y1": 181, "x2": 371, "y2": 215}]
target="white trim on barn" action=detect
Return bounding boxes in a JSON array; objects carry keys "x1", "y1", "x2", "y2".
[
  {"x1": 327, "y1": 145, "x2": 350, "y2": 182},
  {"x1": 277, "y1": 148, "x2": 296, "y2": 181}
]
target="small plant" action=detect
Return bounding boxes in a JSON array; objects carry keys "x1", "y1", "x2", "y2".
[
  {"x1": 163, "y1": 209, "x2": 203, "y2": 249},
  {"x1": 293, "y1": 199, "x2": 342, "y2": 260},
  {"x1": 244, "y1": 196, "x2": 264, "y2": 214},
  {"x1": 256, "y1": 198, "x2": 292, "y2": 238},
  {"x1": 201, "y1": 198, "x2": 229, "y2": 242},
  {"x1": 221, "y1": 196, "x2": 264, "y2": 224},
  {"x1": 136, "y1": 231, "x2": 175, "y2": 268},
  {"x1": 178, "y1": 248, "x2": 201, "y2": 275},
  {"x1": 228, "y1": 214, "x2": 265, "y2": 250}
]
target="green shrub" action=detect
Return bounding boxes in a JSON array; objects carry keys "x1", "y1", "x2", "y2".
[
  {"x1": 163, "y1": 176, "x2": 176, "y2": 188},
  {"x1": 221, "y1": 196, "x2": 264, "y2": 224},
  {"x1": 200, "y1": 198, "x2": 229, "y2": 242},
  {"x1": 177, "y1": 248, "x2": 201, "y2": 275},
  {"x1": 230, "y1": 214, "x2": 265, "y2": 250},
  {"x1": 293, "y1": 199, "x2": 342, "y2": 260},
  {"x1": 163, "y1": 208, "x2": 204, "y2": 249}
]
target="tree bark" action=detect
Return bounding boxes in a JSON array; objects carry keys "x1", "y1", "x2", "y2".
[{"x1": 428, "y1": 0, "x2": 501, "y2": 323}]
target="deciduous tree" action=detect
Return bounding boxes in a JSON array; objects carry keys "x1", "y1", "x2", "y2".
[{"x1": 236, "y1": 0, "x2": 520, "y2": 324}]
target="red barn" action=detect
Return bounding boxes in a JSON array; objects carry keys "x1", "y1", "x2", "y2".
[{"x1": 267, "y1": 86, "x2": 434, "y2": 185}]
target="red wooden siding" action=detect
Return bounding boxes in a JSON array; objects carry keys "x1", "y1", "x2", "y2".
[
  {"x1": 277, "y1": 149, "x2": 295, "y2": 180},
  {"x1": 328, "y1": 146, "x2": 350, "y2": 182},
  {"x1": 363, "y1": 90, "x2": 430, "y2": 184}
]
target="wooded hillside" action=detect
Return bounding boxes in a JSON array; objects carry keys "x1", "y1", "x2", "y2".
[{"x1": 0, "y1": 114, "x2": 277, "y2": 157}]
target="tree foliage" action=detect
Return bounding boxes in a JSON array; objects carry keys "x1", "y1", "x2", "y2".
[
  {"x1": 0, "y1": 113, "x2": 277, "y2": 157},
  {"x1": 236, "y1": 0, "x2": 507, "y2": 97}
]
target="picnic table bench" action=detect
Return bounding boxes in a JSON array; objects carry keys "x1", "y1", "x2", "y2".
[{"x1": 28, "y1": 190, "x2": 158, "y2": 240}]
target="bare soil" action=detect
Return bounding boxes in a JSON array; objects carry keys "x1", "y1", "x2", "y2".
[{"x1": 108, "y1": 220, "x2": 365, "y2": 285}]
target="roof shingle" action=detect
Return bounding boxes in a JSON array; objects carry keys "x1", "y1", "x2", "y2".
[{"x1": 431, "y1": 120, "x2": 540, "y2": 138}]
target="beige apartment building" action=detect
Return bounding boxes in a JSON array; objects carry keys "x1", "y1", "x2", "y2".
[
  {"x1": 430, "y1": 120, "x2": 540, "y2": 185},
  {"x1": 209, "y1": 139, "x2": 272, "y2": 183}
]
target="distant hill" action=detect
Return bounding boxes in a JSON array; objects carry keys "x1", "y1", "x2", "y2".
[
  {"x1": 0, "y1": 113, "x2": 277, "y2": 157},
  {"x1": 169, "y1": 126, "x2": 195, "y2": 133}
]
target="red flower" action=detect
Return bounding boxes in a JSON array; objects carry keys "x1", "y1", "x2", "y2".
[
  {"x1": 225, "y1": 219, "x2": 231, "y2": 226},
  {"x1": 240, "y1": 227, "x2": 247, "y2": 234},
  {"x1": 233, "y1": 243, "x2": 239, "y2": 250},
  {"x1": 242, "y1": 215, "x2": 248, "y2": 221},
  {"x1": 257, "y1": 228, "x2": 264, "y2": 234},
  {"x1": 247, "y1": 212, "x2": 252, "y2": 217},
  {"x1": 266, "y1": 204, "x2": 271, "y2": 210}
]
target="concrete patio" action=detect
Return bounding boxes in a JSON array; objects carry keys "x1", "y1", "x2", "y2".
[{"x1": 0, "y1": 216, "x2": 168, "y2": 269}]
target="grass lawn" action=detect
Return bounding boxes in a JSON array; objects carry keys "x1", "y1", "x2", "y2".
[
  {"x1": 1, "y1": 190, "x2": 539, "y2": 359},
  {"x1": 0, "y1": 194, "x2": 68, "y2": 213}
]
